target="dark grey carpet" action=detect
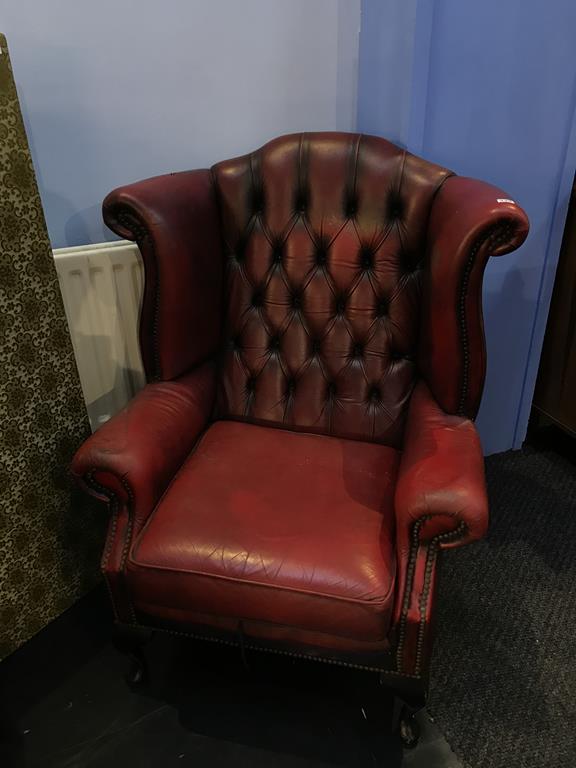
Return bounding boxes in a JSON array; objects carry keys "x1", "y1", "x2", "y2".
[{"x1": 429, "y1": 444, "x2": 576, "y2": 767}]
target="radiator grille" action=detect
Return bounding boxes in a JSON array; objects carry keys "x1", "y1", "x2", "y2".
[{"x1": 53, "y1": 240, "x2": 145, "y2": 431}]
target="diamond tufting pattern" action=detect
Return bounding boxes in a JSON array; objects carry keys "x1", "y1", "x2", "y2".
[{"x1": 212, "y1": 133, "x2": 453, "y2": 446}]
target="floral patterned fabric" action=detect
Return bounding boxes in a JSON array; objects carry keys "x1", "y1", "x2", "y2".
[{"x1": 0, "y1": 34, "x2": 102, "y2": 660}]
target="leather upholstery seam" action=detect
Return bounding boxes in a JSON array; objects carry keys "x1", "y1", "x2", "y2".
[
  {"x1": 414, "y1": 520, "x2": 466, "y2": 675},
  {"x1": 210, "y1": 164, "x2": 232, "y2": 422},
  {"x1": 86, "y1": 476, "x2": 123, "y2": 618},
  {"x1": 132, "y1": 623, "x2": 414, "y2": 675},
  {"x1": 429, "y1": 171, "x2": 456, "y2": 208},
  {"x1": 396, "y1": 517, "x2": 420, "y2": 671},
  {"x1": 102, "y1": 500, "x2": 119, "y2": 571},
  {"x1": 85, "y1": 469, "x2": 138, "y2": 623},
  {"x1": 86, "y1": 468, "x2": 134, "y2": 568},
  {"x1": 415, "y1": 540, "x2": 438, "y2": 675},
  {"x1": 129, "y1": 426, "x2": 214, "y2": 559},
  {"x1": 121, "y1": 621, "x2": 433, "y2": 678},
  {"x1": 127, "y1": 555, "x2": 396, "y2": 613}
]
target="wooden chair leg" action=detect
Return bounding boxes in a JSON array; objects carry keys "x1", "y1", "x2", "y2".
[
  {"x1": 397, "y1": 699, "x2": 422, "y2": 749},
  {"x1": 381, "y1": 673, "x2": 427, "y2": 749},
  {"x1": 112, "y1": 625, "x2": 153, "y2": 686}
]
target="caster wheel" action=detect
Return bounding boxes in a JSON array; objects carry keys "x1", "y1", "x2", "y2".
[{"x1": 399, "y1": 710, "x2": 420, "y2": 749}]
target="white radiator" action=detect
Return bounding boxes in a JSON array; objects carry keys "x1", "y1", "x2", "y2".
[{"x1": 53, "y1": 240, "x2": 146, "y2": 431}]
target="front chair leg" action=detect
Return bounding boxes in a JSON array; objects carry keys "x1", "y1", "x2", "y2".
[
  {"x1": 382, "y1": 673, "x2": 426, "y2": 749},
  {"x1": 397, "y1": 699, "x2": 422, "y2": 749},
  {"x1": 112, "y1": 624, "x2": 153, "y2": 686}
]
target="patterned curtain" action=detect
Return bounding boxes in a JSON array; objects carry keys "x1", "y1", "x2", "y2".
[{"x1": 0, "y1": 34, "x2": 103, "y2": 659}]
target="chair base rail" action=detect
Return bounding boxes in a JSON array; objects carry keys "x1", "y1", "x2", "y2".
[
  {"x1": 112, "y1": 618, "x2": 427, "y2": 702},
  {"x1": 112, "y1": 619, "x2": 427, "y2": 748}
]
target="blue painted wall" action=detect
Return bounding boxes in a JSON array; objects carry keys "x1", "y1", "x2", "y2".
[
  {"x1": 358, "y1": 0, "x2": 576, "y2": 454},
  {"x1": 3, "y1": 0, "x2": 360, "y2": 249}
]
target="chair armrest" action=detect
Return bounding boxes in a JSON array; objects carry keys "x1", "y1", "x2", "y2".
[
  {"x1": 103, "y1": 170, "x2": 223, "y2": 382},
  {"x1": 419, "y1": 175, "x2": 529, "y2": 418},
  {"x1": 395, "y1": 380, "x2": 488, "y2": 550},
  {"x1": 71, "y1": 361, "x2": 215, "y2": 532}
]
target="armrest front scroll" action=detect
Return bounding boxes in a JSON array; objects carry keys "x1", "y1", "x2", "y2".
[
  {"x1": 392, "y1": 380, "x2": 488, "y2": 673},
  {"x1": 71, "y1": 361, "x2": 216, "y2": 533},
  {"x1": 395, "y1": 380, "x2": 489, "y2": 550},
  {"x1": 103, "y1": 169, "x2": 223, "y2": 382}
]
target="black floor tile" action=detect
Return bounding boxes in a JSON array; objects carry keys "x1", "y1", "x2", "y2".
[{"x1": 0, "y1": 587, "x2": 461, "y2": 768}]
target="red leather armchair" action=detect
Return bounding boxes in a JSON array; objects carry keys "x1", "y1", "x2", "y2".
[{"x1": 72, "y1": 133, "x2": 528, "y2": 744}]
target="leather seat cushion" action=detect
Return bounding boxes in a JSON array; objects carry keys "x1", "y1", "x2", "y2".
[{"x1": 128, "y1": 420, "x2": 399, "y2": 645}]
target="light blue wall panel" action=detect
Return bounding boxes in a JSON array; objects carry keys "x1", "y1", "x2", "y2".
[
  {"x1": 3, "y1": 0, "x2": 361, "y2": 248},
  {"x1": 358, "y1": 0, "x2": 576, "y2": 454}
]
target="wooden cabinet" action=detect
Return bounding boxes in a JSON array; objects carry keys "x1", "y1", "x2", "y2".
[{"x1": 533, "y1": 179, "x2": 576, "y2": 435}]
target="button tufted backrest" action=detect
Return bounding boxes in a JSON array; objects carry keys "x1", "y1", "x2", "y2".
[{"x1": 211, "y1": 133, "x2": 453, "y2": 447}]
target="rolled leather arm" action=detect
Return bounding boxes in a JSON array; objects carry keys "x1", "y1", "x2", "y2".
[
  {"x1": 419, "y1": 176, "x2": 529, "y2": 418},
  {"x1": 395, "y1": 380, "x2": 489, "y2": 550},
  {"x1": 103, "y1": 169, "x2": 223, "y2": 382},
  {"x1": 71, "y1": 360, "x2": 215, "y2": 532}
]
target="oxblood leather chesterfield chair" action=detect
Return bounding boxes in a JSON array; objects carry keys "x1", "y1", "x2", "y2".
[{"x1": 72, "y1": 132, "x2": 528, "y2": 746}]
